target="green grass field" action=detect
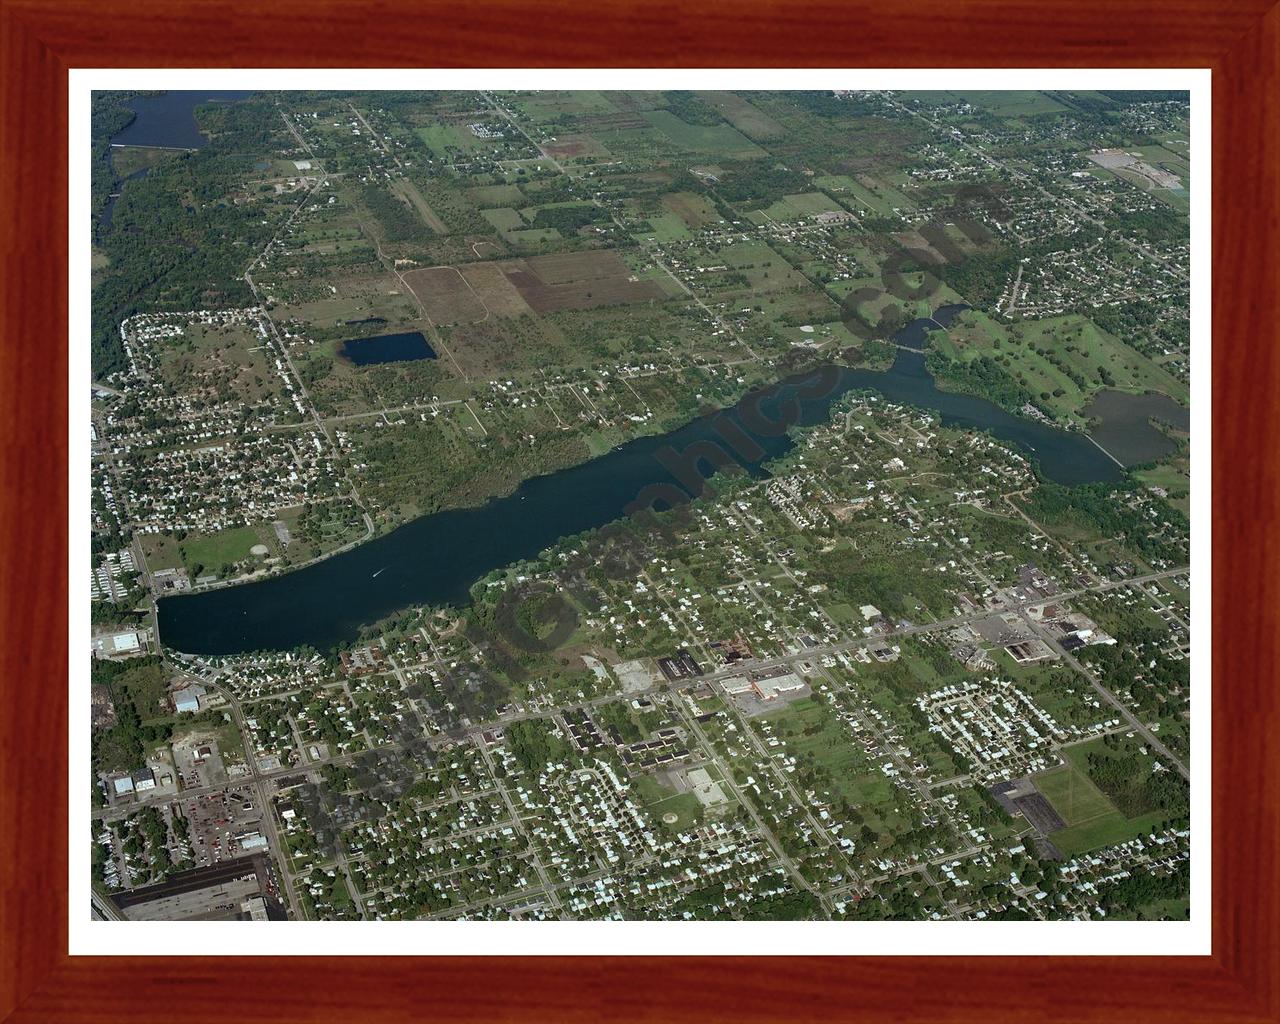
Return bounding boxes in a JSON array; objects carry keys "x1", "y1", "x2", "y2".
[
  {"x1": 642, "y1": 110, "x2": 766, "y2": 159},
  {"x1": 179, "y1": 524, "x2": 268, "y2": 575},
  {"x1": 939, "y1": 311, "x2": 1189, "y2": 425},
  {"x1": 1135, "y1": 460, "x2": 1191, "y2": 515},
  {"x1": 137, "y1": 532, "x2": 184, "y2": 572},
  {"x1": 630, "y1": 774, "x2": 705, "y2": 831},
  {"x1": 634, "y1": 210, "x2": 691, "y2": 242},
  {"x1": 415, "y1": 123, "x2": 483, "y2": 156},
  {"x1": 946, "y1": 90, "x2": 1070, "y2": 117},
  {"x1": 1048, "y1": 805, "x2": 1169, "y2": 858},
  {"x1": 511, "y1": 90, "x2": 619, "y2": 120},
  {"x1": 1035, "y1": 739, "x2": 1178, "y2": 857},
  {"x1": 480, "y1": 207, "x2": 526, "y2": 233},
  {"x1": 751, "y1": 192, "x2": 846, "y2": 224},
  {"x1": 506, "y1": 227, "x2": 562, "y2": 248},
  {"x1": 1034, "y1": 762, "x2": 1114, "y2": 826},
  {"x1": 466, "y1": 183, "x2": 526, "y2": 207},
  {"x1": 827, "y1": 273, "x2": 968, "y2": 331}
]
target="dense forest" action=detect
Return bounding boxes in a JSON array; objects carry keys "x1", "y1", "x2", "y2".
[
  {"x1": 90, "y1": 93, "x2": 137, "y2": 231},
  {"x1": 1086, "y1": 745, "x2": 1189, "y2": 819},
  {"x1": 1023, "y1": 480, "x2": 1189, "y2": 564},
  {"x1": 360, "y1": 184, "x2": 434, "y2": 246},
  {"x1": 91, "y1": 657, "x2": 173, "y2": 777},
  {"x1": 90, "y1": 95, "x2": 286, "y2": 378},
  {"x1": 940, "y1": 247, "x2": 1018, "y2": 308},
  {"x1": 925, "y1": 349, "x2": 1033, "y2": 412}
]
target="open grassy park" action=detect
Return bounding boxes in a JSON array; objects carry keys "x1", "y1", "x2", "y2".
[{"x1": 1035, "y1": 736, "x2": 1185, "y2": 857}]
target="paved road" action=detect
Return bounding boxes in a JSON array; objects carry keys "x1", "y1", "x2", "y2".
[
  {"x1": 106, "y1": 566, "x2": 1188, "y2": 825},
  {"x1": 889, "y1": 97, "x2": 1188, "y2": 284},
  {"x1": 207, "y1": 676, "x2": 305, "y2": 919},
  {"x1": 111, "y1": 565, "x2": 1185, "y2": 917},
  {"x1": 1023, "y1": 613, "x2": 1190, "y2": 780},
  {"x1": 90, "y1": 887, "x2": 125, "y2": 921}
]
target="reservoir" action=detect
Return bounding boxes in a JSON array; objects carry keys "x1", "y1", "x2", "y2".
[
  {"x1": 101, "y1": 91, "x2": 255, "y2": 232},
  {"x1": 1083, "y1": 389, "x2": 1189, "y2": 466},
  {"x1": 110, "y1": 90, "x2": 255, "y2": 150},
  {"x1": 157, "y1": 315, "x2": 1124, "y2": 656},
  {"x1": 341, "y1": 331, "x2": 437, "y2": 366}
]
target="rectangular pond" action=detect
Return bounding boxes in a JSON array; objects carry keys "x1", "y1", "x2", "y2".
[{"x1": 341, "y1": 331, "x2": 437, "y2": 366}]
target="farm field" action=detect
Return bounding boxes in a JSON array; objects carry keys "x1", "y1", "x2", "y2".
[
  {"x1": 402, "y1": 266, "x2": 488, "y2": 324},
  {"x1": 642, "y1": 110, "x2": 767, "y2": 159},
  {"x1": 92, "y1": 89, "x2": 1192, "y2": 924},
  {"x1": 408, "y1": 249, "x2": 669, "y2": 323},
  {"x1": 540, "y1": 134, "x2": 612, "y2": 161},
  {"x1": 693, "y1": 91, "x2": 785, "y2": 140},
  {"x1": 660, "y1": 191, "x2": 723, "y2": 230},
  {"x1": 943, "y1": 90, "x2": 1072, "y2": 117}
]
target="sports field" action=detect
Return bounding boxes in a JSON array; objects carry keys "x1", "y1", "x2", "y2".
[
  {"x1": 179, "y1": 524, "x2": 271, "y2": 575},
  {"x1": 1033, "y1": 743, "x2": 1173, "y2": 857}
]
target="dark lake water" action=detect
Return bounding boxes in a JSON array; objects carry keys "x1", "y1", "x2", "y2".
[
  {"x1": 1083, "y1": 389, "x2": 1189, "y2": 466},
  {"x1": 110, "y1": 90, "x2": 254, "y2": 150},
  {"x1": 100, "y1": 91, "x2": 254, "y2": 232},
  {"x1": 157, "y1": 313, "x2": 1123, "y2": 656},
  {"x1": 894, "y1": 303, "x2": 970, "y2": 349},
  {"x1": 342, "y1": 331, "x2": 437, "y2": 366}
]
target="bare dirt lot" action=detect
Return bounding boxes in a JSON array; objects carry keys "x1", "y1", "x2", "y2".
[
  {"x1": 503, "y1": 250, "x2": 666, "y2": 313},
  {"x1": 457, "y1": 263, "x2": 532, "y2": 317},
  {"x1": 541, "y1": 134, "x2": 612, "y2": 160},
  {"x1": 521, "y1": 250, "x2": 627, "y2": 284},
  {"x1": 412, "y1": 250, "x2": 666, "y2": 321},
  {"x1": 508, "y1": 273, "x2": 664, "y2": 313},
  {"x1": 403, "y1": 266, "x2": 487, "y2": 324}
]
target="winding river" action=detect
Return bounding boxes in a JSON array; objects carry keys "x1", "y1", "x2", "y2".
[{"x1": 156, "y1": 313, "x2": 1123, "y2": 655}]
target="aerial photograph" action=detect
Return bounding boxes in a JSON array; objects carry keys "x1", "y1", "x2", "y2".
[{"x1": 89, "y1": 87, "x2": 1192, "y2": 924}]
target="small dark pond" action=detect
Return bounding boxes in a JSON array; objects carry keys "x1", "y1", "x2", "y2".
[{"x1": 341, "y1": 331, "x2": 437, "y2": 366}]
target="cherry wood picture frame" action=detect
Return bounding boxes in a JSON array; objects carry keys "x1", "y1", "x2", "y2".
[{"x1": 2, "y1": 1, "x2": 1276, "y2": 1020}]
